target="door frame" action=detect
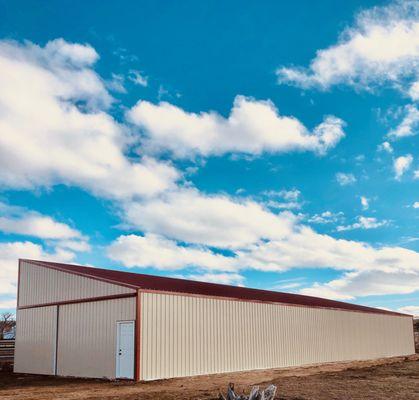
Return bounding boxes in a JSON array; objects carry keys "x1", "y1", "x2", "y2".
[{"x1": 116, "y1": 320, "x2": 135, "y2": 379}]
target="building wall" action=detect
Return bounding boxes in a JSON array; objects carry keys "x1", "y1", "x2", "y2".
[
  {"x1": 57, "y1": 297, "x2": 136, "y2": 379},
  {"x1": 140, "y1": 292, "x2": 414, "y2": 380},
  {"x1": 14, "y1": 306, "x2": 57, "y2": 375},
  {"x1": 18, "y1": 261, "x2": 135, "y2": 307}
]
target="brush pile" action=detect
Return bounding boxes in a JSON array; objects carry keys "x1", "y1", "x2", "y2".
[{"x1": 218, "y1": 383, "x2": 277, "y2": 400}]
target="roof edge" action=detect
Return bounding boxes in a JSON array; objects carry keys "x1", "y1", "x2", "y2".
[{"x1": 19, "y1": 259, "x2": 411, "y2": 318}]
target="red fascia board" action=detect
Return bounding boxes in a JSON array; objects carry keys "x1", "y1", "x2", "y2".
[{"x1": 19, "y1": 259, "x2": 410, "y2": 318}]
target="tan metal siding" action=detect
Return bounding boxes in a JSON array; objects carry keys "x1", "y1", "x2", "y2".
[
  {"x1": 57, "y1": 297, "x2": 136, "y2": 379},
  {"x1": 19, "y1": 261, "x2": 135, "y2": 307},
  {"x1": 14, "y1": 306, "x2": 57, "y2": 375},
  {"x1": 140, "y1": 292, "x2": 414, "y2": 380}
]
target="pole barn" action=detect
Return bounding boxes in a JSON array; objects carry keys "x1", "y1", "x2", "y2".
[{"x1": 14, "y1": 259, "x2": 415, "y2": 381}]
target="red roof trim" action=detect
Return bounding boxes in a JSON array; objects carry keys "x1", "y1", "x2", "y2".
[{"x1": 20, "y1": 259, "x2": 410, "y2": 317}]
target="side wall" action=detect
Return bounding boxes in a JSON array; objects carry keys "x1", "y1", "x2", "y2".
[
  {"x1": 14, "y1": 306, "x2": 57, "y2": 375},
  {"x1": 57, "y1": 297, "x2": 136, "y2": 379},
  {"x1": 18, "y1": 261, "x2": 134, "y2": 307},
  {"x1": 140, "y1": 292, "x2": 415, "y2": 380}
]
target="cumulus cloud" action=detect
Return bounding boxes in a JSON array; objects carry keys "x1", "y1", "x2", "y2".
[
  {"x1": 413, "y1": 201, "x2": 419, "y2": 208},
  {"x1": 114, "y1": 188, "x2": 419, "y2": 278},
  {"x1": 0, "y1": 38, "x2": 179, "y2": 200},
  {"x1": 277, "y1": 1, "x2": 419, "y2": 91},
  {"x1": 336, "y1": 216, "x2": 389, "y2": 232},
  {"x1": 377, "y1": 141, "x2": 394, "y2": 153},
  {"x1": 107, "y1": 233, "x2": 237, "y2": 271},
  {"x1": 123, "y1": 189, "x2": 296, "y2": 249},
  {"x1": 235, "y1": 226, "x2": 419, "y2": 273},
  {"x1": 394, "y1": 154, "x2": 413, "y2": 179},
  {"x1": 128, "y1": 96, "x2": 345, "y2": 158},
  {"x1": 388, "y1": 104, "x2": 419, "y2": 139},
  {"x1": 0, "y1": 202, "x2": 89, "y2": 254},
  {"x1": 0, "y1": 202, "x2": 81, "y2": 240},
  {"x1": 360, "y1": 196, "x2": 369, "y2": 210},
  {"x1": 300, "y1": 270, "x2": 419, "y2": 301},
  {"x1": 336, "y1": 172, "x2": 356, "y2": 186}
]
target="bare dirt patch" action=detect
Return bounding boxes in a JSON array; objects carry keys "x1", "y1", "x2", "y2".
[{"x1": 1, "y1": 355, "x2": 418, "y2": 400}]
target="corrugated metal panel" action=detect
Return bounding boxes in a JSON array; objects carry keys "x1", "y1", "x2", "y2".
[
  {"x1": 19, "y1": 261, "x2": 135, "y2": 307},
  {"x1": 140, "y1": 292, "x2": 414, "y2": 380},
  {"x1": 14, "y1": 306, "x2": 57, "y2": 375},
  {"x1": 57, "y1": 297, "x2": 136, "y2": 379}
]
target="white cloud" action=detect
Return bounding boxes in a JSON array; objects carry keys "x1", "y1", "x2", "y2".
[
  {"x1": 128, "y1": 96, "x2": 345, "y2": 158},
  {"x1": 53, "y1": 239, "x2": 91, "y2": 252},
  {"x1": 394, "y1": 154, "x2": 413, "y2": 179},
  {"x1": 44, "y1": 38, "x2": 99, "y2": 66},
  {"x1": 235, "y1": 226, "x2": 419, "y2": 273},
  {"x1": 413, "y1": 201, "x2": 419, "y2": 208},
  {"x1": 336, "y1": 172, "x2": 356, "y2": 186},
  {"x1": 0, "y1": 202, "x2": 90, "y2": 253},
  {"x1": 0, "y1": 202, "x2": 81, "y2": 240},
  {"x1": 118, "y1": 186, "x2": 419, "y2": 279},
  {"x1": 261, "y1": 188, "x2": 302, "y2": 210},
  {"x1": 123, "y1": 189, "x2": 296, "y2": 249},
  {"x1": 415, "y1": 170, "x2": 419, "y2": 179},
  {"x1": 388, "y1": 104, "x2": 419, "y2": 139},
  {"x1": 0, "y1": 241, "x2": 75, "y2": 310},
  {"x1": 397, "y1": 305, "x2": 419, "y2": 316},
  {"x1": 409, "y1": 80, "x2": 419, "y2": 100},
  {"x1": 377, "y1": 141, "x2": 394, "y2": 153},
  {"x1": 0, "y1": 38, "x2": 179, "y2": 200},
  {"x1": 107, "y1": 234, "x2": 237, "y2": 271},
  {"x1": 263, "y1": 189, "x2": 301, "y2": 201},
  {"x1": 360, "y1": 196, "x2": 369, "y2": 210},
  {"x1": 307, "y1": 211, "x2": 344, "y2": 224},
  {"x1": 277, "y1": 1, "x2": 419, "y2": 91},
  {"x1": 337, "y1": 216, "x2": 388, "y2": 232},
  {"x1": 300, "y1": 270, "x2": 419, "y2": 300},
  {"x1": 107, "y1": 73, "x2": 126, "y2": 93},
  {"x1": 128, "y1": 70, "x2": 148, "y2": 87}
]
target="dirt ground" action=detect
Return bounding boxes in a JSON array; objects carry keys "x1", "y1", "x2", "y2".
[{"x1": 1, "y1": 355, "x2": 418, "y2": 400}]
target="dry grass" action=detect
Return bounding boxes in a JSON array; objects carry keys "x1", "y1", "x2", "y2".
[{"x1": 1, "y1": 354, "x2": 418, "y2": 400}]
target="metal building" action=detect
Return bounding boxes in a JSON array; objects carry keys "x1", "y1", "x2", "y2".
[{"x1": 14, "y1": 259, "x2": 415, "y2": 381}]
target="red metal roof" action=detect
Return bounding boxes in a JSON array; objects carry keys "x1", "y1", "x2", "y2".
[{"x1": 21, "y1": 259, "x2": 410, "y2": 317}]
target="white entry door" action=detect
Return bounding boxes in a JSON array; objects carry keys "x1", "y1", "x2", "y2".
[{"x1": 116, "y1": 321, "x2": 135, "y2": 379}]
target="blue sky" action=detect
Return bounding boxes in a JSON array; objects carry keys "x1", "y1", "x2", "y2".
[{"x1": 0, "y1": 0, "x2": 418, "y2": 315}]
